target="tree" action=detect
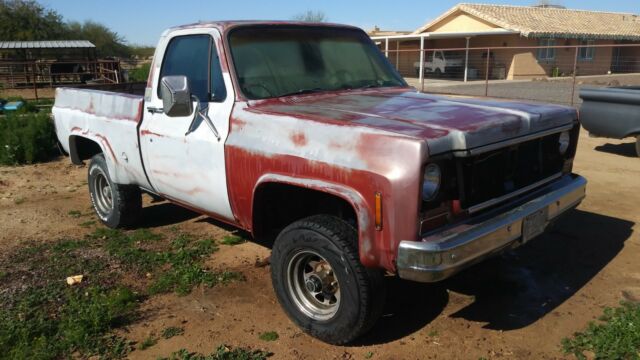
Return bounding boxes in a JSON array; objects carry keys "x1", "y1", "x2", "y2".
[
  {"x1": 532, "y1": 0, "x2": 565, "y2": 8},
  {"x1": 0, "y1": 0, "x2": 67, "y2": 41},
  {"x1": 66, "y1": 21, "x2": 130, "y2": 58},
  {"x1": 292, "y1": 10, "x2": 328, "y2": 22},
  {"x1": 0, "y1": 1, "x2": 131, "y2": 57}
]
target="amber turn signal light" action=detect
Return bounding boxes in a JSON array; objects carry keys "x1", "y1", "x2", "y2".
[{"x1": 375, "y1": 192, "x2": 383, "y2": 231}]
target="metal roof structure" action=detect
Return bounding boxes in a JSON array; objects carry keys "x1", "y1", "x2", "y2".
[{"x1": 0, "y1": 40, "x2": 96, "y2": 49}]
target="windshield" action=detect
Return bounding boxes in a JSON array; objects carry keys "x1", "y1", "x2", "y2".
[{"x1": 228, "y1": 26, "x2": 406, "y2": 100}]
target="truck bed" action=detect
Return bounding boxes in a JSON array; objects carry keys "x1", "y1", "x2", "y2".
[
  {"x1": 52, "y1": 87, "x2": 151, "y2": 188},
  {"x1": 579, "y1": 86, "x2": 640, "y2": 139}
]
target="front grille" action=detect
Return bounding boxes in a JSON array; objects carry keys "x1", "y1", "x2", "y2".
[{"x1": 457, "y1": 133, "x2": 565, "y2": 210}]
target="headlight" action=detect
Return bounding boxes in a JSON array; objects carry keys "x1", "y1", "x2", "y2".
[
  {"x1": 559, "y1": 131, "x2": 570, "y2": 155},
  {"x1": 422, "y1": 163, "x2": 441, "y2": 201}
]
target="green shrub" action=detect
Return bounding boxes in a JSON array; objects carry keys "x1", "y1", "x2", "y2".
[
  {"x1": 258, "y1": 331, "x2": 278, "y2": 342},
  {"x1": 562, "y1": 301, "x2": 640, "y2": 360},
  {"x1": 128, "y1": 63, "x2": 151, "y2": 82},
  {"x1": 0, "y1": 112, "x2": 58, "y2": 165},
  {"x1": 161, "y1": 326, "x2": 184, "y2": 339}
]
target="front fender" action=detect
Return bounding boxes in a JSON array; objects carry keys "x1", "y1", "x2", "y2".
[{"x1": 254, "y1": 174, "x2": 378, "y2": 267}]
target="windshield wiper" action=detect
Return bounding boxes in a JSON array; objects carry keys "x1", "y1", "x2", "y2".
[{"x1": 279, "y1": 88, "x2": 326, "y2": 97}]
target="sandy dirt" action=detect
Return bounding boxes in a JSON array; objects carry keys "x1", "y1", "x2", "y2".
[{"x1": 0, "y1": 129, "x2": 638, "y2": 359}]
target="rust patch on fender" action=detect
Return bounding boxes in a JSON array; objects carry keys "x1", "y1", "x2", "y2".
[
  {"x1": 140, "y1": 129, "x2": 165, "y2": 138},
  {"x1": 94, "y1": 134, "x2": 118, "y2": 164},
  {"x1": 289, "y1": 131, "x2": 307, "y2": 146}
]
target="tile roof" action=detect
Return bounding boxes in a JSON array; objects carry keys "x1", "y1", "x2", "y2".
[
  {"x1": 414, "y1": 4, "x2": 640, "y2": 40},
  {"x1": 0, "y1": 40, "x2": 96, "y2": 49}
]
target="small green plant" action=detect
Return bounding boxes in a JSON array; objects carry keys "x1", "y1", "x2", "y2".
[
  {"x1": 79, "y1": 220, "x2": 96, "y2": 228},
  {"x1": 562, "y1": 301, "x2": 640, "y2": 360},
  {"x1": 51, "y1": 239, "x2": 88, "y2": 253},
  {"x1": 220, "y1": 235, "x2": 245, "y2": 246},
  {"x1": 68, "y1": 210, "x2": 82, "y2": 218},
  {"x1": 365, "y1": 351, "x2": 374, "y2": 359},
  {"x1": 138, "y1": 336, "x2": 158, "y2": 350},
  {"x1": 13, "y1": 196, "x2": 25, "y2": 204},
  {"x1": 0, "y1": 112, "x2": 58, "y2": 165},
  {"x1": 161, "y1": 326, "x2": 184, "y2": 339},
  {"x1": 428, "y1": 329, "x2": 439, "y2": 337},
  {"x1": 159, "y1": 345, "x2": 271, "y2": 360},
  {"x1": 128, "y1": 63, "x2": 151, "y2": 82},
  {"x1": 258, "y1": 331, "x2": 279, "y2": 342}
]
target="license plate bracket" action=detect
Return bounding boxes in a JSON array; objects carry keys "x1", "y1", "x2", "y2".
[{"x1": 522, "y1": 207, "x2": 549, "y2": 243}]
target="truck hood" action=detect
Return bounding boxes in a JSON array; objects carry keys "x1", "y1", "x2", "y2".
[{"x1": 249, "y1": 89, "x2": 577, "y2": 155}]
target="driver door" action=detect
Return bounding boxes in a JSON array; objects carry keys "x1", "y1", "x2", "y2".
[{"x1": 139, "y1": 30, "x2": 235, "y2": 221}]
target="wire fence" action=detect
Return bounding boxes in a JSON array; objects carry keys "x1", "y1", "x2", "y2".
[{"x1": 381, "y1": 43, "x2": 640, "y2": 107}]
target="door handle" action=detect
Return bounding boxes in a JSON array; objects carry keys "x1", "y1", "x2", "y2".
[{"x1": 147, "y1": 106, "x2": 164, "y2": 114}]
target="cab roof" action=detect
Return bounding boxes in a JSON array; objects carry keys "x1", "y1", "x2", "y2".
[{"x1": 166, "y1": 20, "x2": 361, "y2": 34}]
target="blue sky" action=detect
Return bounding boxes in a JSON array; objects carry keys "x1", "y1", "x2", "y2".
[{"x1": 39, "y1": 0, "x2": 639, "y2": 46}]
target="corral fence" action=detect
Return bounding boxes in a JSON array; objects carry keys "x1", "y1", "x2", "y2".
[
  {"x1": 0, "y1": 59, "x2": 124, "y2": 99},
  {"x1": 377, "y1": 42, "x2": 640, "y2": 107}
]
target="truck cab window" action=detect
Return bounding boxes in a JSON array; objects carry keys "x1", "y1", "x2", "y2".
[
  {"x1": 210, "y1": 41, "x2": 227, "y2": 102},
  {"x1": 159, "y1": 35, "x2": 210, "y2": 102}
]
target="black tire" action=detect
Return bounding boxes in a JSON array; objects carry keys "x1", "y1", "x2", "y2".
[
  {"x1": 434, "y1": 68, "x2": 442, "y2": 78},
  {"x1": 87, "y1": 154, "x2": 141, "y2": 228},
  {"x1": 635, "y1": 135, "x2": 640, "y2": 158},
  {"x1": 270, "y1": 215, "x2": 385, "y2": 344}
]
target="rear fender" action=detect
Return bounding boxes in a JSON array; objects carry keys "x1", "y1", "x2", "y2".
[{"x1": 68, "y1": 132, "x2": 120, "y2": 183}]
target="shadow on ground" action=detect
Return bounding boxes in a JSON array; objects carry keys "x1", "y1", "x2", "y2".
[
  {"x1": 356, "y1": 209, "x2": 633, "y2": 344},
  {"x1": 595, "y1": 141, "x2": 638, "y2": 158},
  {"x1": 355, "y1": 278, "x2": 449, "y2": 345},
  {"x1": 444, "y1": 209, "x2": 633, "y2": 330},
  {"x1": 138, "y1": 202, "x2": 201, "y2": 228}
]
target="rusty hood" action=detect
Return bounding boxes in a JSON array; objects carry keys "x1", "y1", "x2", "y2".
[{"x1": 248, "y1": 89, "x2": 577, "y2": 155}]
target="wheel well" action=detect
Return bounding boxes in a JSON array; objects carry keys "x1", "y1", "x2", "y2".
[
  {"x1": 69, "y1": 136, "x2": 102, "y2": 165},
  {"x1": 252, "y1": 182, "x2": 358, "y2": 246}
]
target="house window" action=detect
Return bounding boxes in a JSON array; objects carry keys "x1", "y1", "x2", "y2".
[
  {"x1": 579, "y1": 40, "x2": 595, "y2": 61},
  {"x1": 538, "y1": 39, "x2": 556, "y2": 60}
]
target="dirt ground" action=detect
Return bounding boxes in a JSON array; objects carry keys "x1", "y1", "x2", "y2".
[{"x1": 0, "y1": 128, "x2": 638, "y2": 359}]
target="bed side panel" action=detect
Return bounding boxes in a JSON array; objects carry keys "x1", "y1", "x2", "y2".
[{"x1": 53, "y1": 88, "x2": 150, "y2": 188}]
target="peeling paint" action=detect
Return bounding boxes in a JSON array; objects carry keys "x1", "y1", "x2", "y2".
[{"x1": 289, "y1": 131, "x2": 308, "y2": 147}]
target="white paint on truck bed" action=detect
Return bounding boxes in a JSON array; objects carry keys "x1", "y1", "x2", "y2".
[{"x1": 52, "y1": 87, "x2": 151, "y2": 189}]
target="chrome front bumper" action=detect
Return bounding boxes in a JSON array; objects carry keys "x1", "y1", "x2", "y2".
[{"x1": 397, "y1": 175, "x2": 587, "y2": 283}]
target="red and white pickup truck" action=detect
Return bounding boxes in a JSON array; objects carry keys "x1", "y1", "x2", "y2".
[{"x1": 53, "y1": 21, "x2": 587, "y2": 344}]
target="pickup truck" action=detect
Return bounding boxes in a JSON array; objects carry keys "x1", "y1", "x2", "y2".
[
  {"x1": 52, "y1": 21, "x2": 587, "y2": 344},
  {"x1": 413, "y1": 50, "x2": 464, "y2": 77},
  {"x1": 580, "y1": 86, "x2": 640, "y2": 157}
]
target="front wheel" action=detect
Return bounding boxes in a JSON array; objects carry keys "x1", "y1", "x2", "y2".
[
  {"x1": 88, "y1": 154, "x2": 141, "y2": 228},
  {"x1": 270, "y1": 215, "x2": 385, "y2": 344}
]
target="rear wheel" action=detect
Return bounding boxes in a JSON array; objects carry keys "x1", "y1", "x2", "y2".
[
  {"x1": 635, "y1": 135, "x2": 640, "y2": 157},
  {"x1": 88, "y1": 154, "x2": 141, "y2": 228},
  {"x1": 270, "y1": 215, "x2": 385, "y2": 344}
]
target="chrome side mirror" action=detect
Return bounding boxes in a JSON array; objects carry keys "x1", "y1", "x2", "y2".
[{"x1": 160, "y1": 75, "x2": 193, "y2": 117}]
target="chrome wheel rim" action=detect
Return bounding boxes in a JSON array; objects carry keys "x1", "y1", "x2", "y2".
[
  {"x1": 286, "y1": 250, "x2": 340, "y2": 320},
  {"x1": 92, "y1": 170, "x2": 113, "y2": 217}
]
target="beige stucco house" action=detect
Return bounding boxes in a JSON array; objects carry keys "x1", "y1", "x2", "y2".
[{"x1": 374, "y1": 3, "x2": 640, "y2": 80}]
